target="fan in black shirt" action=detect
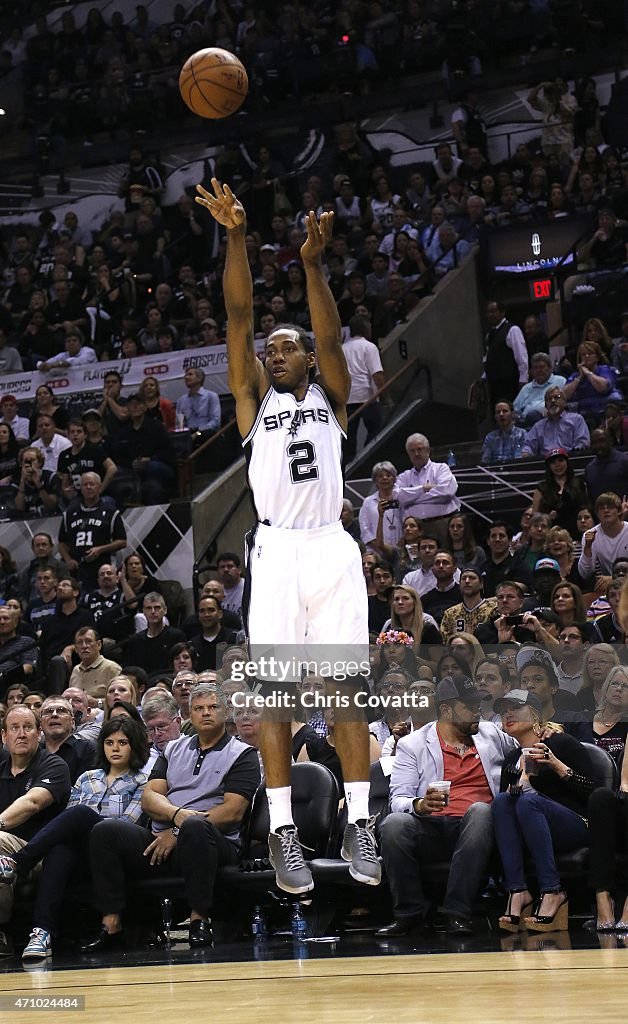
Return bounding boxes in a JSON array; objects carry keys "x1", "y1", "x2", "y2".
[
  {"x1": 58, "y1": 474, "x2": 127, "y2": 590},
  {"x1": 58, "y1": 420, "x2": 117, "y2": 505},
  {"x1": 123, "y1": 592, "x2": 185, "y2": 675},
  {"x1": 108, "y1": 393, "x2": 174, "y2": 504}
]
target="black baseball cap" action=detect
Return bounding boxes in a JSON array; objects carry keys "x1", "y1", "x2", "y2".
[
  {"x1": 533, "y1": 607, "x2": 560, "y2": 626},
  {"x1": 493, "y1": 688, "x2": 543, "y2": 716},
  {"x1": 435, "y1": 675, "x2": 482, "y2": 706}
]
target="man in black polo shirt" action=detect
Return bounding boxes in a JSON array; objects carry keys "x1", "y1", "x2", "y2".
[
  {"x1": 0, "y1": 605, "x2": 39, "y2": 701},
  {"x1": 123, "y1": 592, "x2": 185, "y2": 676},
  {"x1": 39, "y1": 578, "x2": 94, "y2": 694},
  {"x1": 190, "y1": 596, "x2": 237, "y2": 672},
  {"x1": 58, "y1": 472, "x2": 127, "y2": 590},
  {"x1": 81, "y1": 682, "x2": 260, "y2": 951},
  {"x1": 0, "y1": 704, "x2": 71, "y2": 956},
  {"x1": 40, "y1": 696, "x2": 96, "y2": 783}
]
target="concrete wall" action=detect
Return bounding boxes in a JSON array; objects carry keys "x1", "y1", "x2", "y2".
[
  {"x1": 380, "y1": 251, "x2": 484, "y2": 409},
  {"x1": 191, "y1": 457, "x2": 252, "y2": 568}
]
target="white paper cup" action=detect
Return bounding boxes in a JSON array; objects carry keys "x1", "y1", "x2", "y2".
[{"x1": 430, "y1": 780, "x2": 451, "y2": 805}]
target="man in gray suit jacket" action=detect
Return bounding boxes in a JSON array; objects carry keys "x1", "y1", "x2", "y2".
[{"x1": 377, "y1": 675, "x2": 517, "y2": 938}]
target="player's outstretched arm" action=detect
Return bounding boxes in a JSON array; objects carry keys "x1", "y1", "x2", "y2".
[
  {"x1": 195, "y1": 180, "x2": 266, "y2": 426},
  {"x1": 301, "y1": 211, "x2": 350, "y2": 417}
]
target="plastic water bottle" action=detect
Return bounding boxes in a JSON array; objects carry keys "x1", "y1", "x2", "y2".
[
  {"x1": 252, "y1": 905, "x2": 268, "y2": 961},
  {"x1": 251, "y1": 905, "x2": 267, "y2": 940},
  {"x1": 447, "y1": 449, "x2": 457, "y2": 468},
  {"x1": 291, "y1": 903, "x2": 308, "y2": 940}
]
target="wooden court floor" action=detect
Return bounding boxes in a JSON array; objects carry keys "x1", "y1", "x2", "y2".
[{"x1": 2, "y1": 948, "x2": 627, "y2": 1024}]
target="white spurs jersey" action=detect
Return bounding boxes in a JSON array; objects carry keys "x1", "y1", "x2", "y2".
[{"x1": 243, "y1": 383, "x2": 345, "y2": 529}]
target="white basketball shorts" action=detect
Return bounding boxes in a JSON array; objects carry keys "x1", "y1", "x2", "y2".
[{"x1": 244, "y1": 521, "x2": 368, "y2": 676}]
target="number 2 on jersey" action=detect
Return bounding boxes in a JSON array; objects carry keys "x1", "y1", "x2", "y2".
[{"x1": 287, "y1": 440, "x2": 319, "y2": 483}]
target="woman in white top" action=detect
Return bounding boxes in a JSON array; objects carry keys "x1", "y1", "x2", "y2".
[{"x1": 358, "y1": 460, "x2": 401, "y2": 552}]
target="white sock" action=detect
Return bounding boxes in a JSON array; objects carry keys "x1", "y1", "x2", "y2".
[
  {"x1": 345, "y1": 781, "x2": 370, "y2": 824},
  {"x1": 267, "y1": 786, "x2": 294, "y2": 832}
]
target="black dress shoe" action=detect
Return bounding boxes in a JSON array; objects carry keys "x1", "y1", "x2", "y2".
[
  {"x1": 79, "y1": 927, "x2": 124, "y2": 953},
  {"x1": 376, "y1": 916, "x2": 425, "y2": 938},
  {"x1": 433, "y1": 912, "x2": 473, "y2": 935},
  {"x1": 189, "y1": 919, "x2": 214, "y2": 948}
]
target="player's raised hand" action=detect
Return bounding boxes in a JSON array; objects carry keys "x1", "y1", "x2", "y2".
[
  {"x1": 195, "y1": 178, "x2": 246, "y2": 230},
  {"x1": 301, "y1": 210, "x2": 334, "y2": 263}
]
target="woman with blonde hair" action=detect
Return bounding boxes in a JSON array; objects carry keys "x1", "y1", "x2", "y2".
[
  {"x1": 446, "y1": 632, "x2": 485, "y2": 674},
  {"x1": 102, "y1": 676, "x2": 139, "y2": 722},
  {"x1": 382, "y1": 584, "x2": 442, "y2": 652},
  {"x1": 545, "y1": 526, "x2": 573, "y2": 569},
  {"x1": 570, "y1": 664, "x2": 628, "y2": 766},
  {"x1": 545, "y1": 526, "x2": 585, "y2": 586},
  {"x1": 492, "y1": 690, "x2": 599, "y2": 934},
  {"x1": 576, "y1": 644, "x2": 620, "y2": 713}
]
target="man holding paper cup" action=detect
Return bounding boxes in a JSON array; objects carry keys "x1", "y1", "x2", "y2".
[{"x1": 377, "y1": 674, "x2": 517, "y2": 938}]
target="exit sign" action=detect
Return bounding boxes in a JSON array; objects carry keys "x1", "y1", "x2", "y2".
[{"x1": 529, "y1": 277, "x2": 552, "y2": 300}]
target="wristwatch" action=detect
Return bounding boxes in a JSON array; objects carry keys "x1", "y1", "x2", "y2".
[
  {"x1": 171, "y1": 827, "x2": 180, "y2": 837},
  {"x1": 0, "y1": 817, "x2": 7, "y2": 832}
]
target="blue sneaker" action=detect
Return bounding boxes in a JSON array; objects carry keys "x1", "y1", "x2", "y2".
[{"x1": 22, "y1": 929, "x2": 52, "y2": 961}]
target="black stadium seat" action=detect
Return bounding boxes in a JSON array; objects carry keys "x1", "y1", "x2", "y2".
[
  {"x1": 554, "y1": 743, "x2": 619, "y2": 888},
  {"x1": 126, "y1": 761, "x2": 339, "y2": 930}
]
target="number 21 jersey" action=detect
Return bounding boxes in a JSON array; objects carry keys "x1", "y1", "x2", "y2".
[{"x1": 243, "y1": 383, "x2": 344, "y2": 529}]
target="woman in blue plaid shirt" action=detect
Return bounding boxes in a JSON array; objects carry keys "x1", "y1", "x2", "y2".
[{"x1": 0, "y1": 716, "x2": 149, "y2": 962}]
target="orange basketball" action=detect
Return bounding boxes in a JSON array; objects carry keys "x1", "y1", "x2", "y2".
[{"x1": 179, "y1": 48, "x2": 248, "y2": 119}]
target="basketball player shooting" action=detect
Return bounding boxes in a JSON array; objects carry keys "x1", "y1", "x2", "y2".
[{"x1": 195, "y1": 179, "x2": 380, "y2": 894}]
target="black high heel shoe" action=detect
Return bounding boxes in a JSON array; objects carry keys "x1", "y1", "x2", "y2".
[
  {"x1": 498, "y1": 891, "x2": 534, "y2": 933},
  {"x1": 524, "y1": 892, "x2": 568, "y2": 933}
]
